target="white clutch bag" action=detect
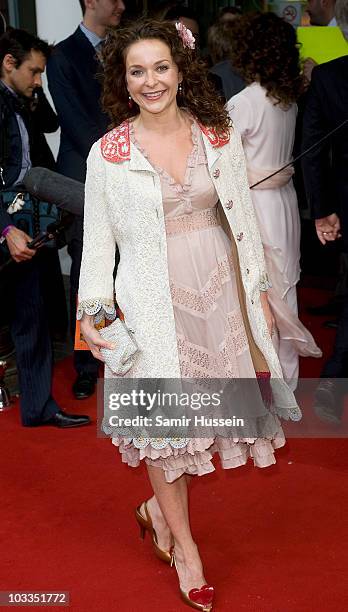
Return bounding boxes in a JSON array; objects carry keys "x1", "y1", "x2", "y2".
[{"x1": 99, "y1": 319, "x2": 140, "y2": 376}]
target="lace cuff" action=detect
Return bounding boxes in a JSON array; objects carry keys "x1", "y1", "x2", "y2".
[
  {"x1": 259, "y1": 272, "x2": 272, "y2": 292},
  {"x1": 77, "y1": 299, "x2": 117, "y2": 324}
]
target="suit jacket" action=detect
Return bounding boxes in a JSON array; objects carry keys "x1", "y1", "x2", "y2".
[
  {"x1": 302, "y1": 56, "x2": 348, "y2": 250},
  {"x1": 29, "y1": 86, "x2": 59, "y2": 171},
  {"x1": 209, "y1": 60, "x2": 245, "y2": 102},
  {"x1": 47, "y1": 27, "x2": 109, "y2": 183}
]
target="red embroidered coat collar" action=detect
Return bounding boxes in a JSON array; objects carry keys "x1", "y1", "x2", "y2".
[{"x1": 101, "y1": 119, "x2": 230, "y2": 163}]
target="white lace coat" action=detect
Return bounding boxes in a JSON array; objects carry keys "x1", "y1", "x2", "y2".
[{"x1": 78, "y1": 122, "x2": 301, "y2": 421}]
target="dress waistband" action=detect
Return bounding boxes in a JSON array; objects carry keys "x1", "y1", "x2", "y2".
[
  {"x1": 247, "y1": 164, "x2": 294, "y2": 190},
  {"x1": 165, "y1": 208, "x2": 219, "y2": 236}
]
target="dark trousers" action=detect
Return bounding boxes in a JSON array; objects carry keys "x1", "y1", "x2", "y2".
[
  {"x1": 68, "y1": 230, "x2": 99, "y2": 377},
  {"x1": 41, "y1": 247, "x2": 68, "y2": 340},
  {"x1": 7, "y1": 251, "x2": 60, "y2": 425},
  {"x1": 321, "y1": 291, "x2": 348, "y2": 378}
]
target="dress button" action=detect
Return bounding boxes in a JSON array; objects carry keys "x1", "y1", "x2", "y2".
[
  {"x1": 213, "y1": 169, "x2": 220, "y2": 179},
  {"x1": 236, "y1": 232, "x2": 244, "y2": 241},
  {"x1": 246, "y1": 269, "x2": 250, "y2": 274},
  {"x1": 226, "y1": 200, "x2": 233, "y2": 210},
  {"x1": 251, "y1": 300, "x2": 254, "y2": 305}
]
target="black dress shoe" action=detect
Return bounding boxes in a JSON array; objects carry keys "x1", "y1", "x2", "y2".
[
  {"x1": 72, "y1": 373, "x2": 97, "y2": 399},
  {"x1": 43, "y1": 410, "x2": 91, "y2": 428},
  {"x1": 313, "y1": 380, "x2": 344, "y2": 424}
]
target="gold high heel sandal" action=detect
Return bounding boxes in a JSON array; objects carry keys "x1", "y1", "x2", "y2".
[
  {"x1": 135, "y1": 501, "x2": 172, "y2": 564},
  {"x1": 170, "y1": 549, "x2": 214, "y2": 612}
]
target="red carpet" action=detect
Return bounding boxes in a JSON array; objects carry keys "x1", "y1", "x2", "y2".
[{"x1": 2, "y1": 287, "x2": 348, "y2": 611}]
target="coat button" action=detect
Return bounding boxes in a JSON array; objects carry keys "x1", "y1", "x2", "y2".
[
  {"x1": 226, "y1": 200, "x2": 233, "y2": 210},
  {"x1": 236, "y1": 232, "x2": 244, "y2": 241},
  {"x1": 213, "y1": 169, "x2": 220, "y2": 178}
]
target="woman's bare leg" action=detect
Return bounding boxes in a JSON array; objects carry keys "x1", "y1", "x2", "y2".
[
  {"x1": 141, "y1": 474, "x2": 194, "y2": 552},
  {"x1": 143, "y1": 495, "x2": 173, "y2": 551},
  {"x1": 147, "y1": 465, "x2": 206, "y2": 593}
]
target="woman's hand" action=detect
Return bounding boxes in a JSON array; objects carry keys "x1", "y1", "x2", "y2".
[
  {"x1": 259, "y1": 291, "x2": 275, "y2": 338},
  {"x1": 80, "y1": 314, "x2": 115, "y2": 362}
]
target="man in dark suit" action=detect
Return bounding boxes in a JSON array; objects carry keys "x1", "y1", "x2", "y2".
[
  {"x1": 0, "y1": 28, "x2": 90, "y2": 427},
  {"x1": 301, "y1": 10, "x2": 348, "y2": 421},
  {"x1": 47, "y1": 0, "x2": 125, "y2": 400}
]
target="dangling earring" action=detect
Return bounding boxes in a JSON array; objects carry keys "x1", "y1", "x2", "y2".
[
  {"x1": 128, "y1": 95, "x2": 134, "y2": 109},
  {"x1": 178, "y1": 83, "x2": 183, "y2": 96}
]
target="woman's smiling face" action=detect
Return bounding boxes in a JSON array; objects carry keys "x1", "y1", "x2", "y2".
[{"x1": 125, "y1": 38, "x2": 182, "y2": 116}]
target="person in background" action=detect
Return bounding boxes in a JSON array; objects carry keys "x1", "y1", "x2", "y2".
[
  {"x1": 28, "y1": 85, "x2": 58, "y2": 169},
  {"x1": 305, "y1": 0, "x2": 337, "y2": 25},
  {"x1": 150, "y1": 0, "x2": 179, "y2": 20},
  {"x1": 27, "y1": 85, "x2": 69, "y2": 342},
  {"x1": 303, "y1": 0, "x2": 347, "y2": 319},
  {"x1": 227, "y1": 12, "x2": 321, "y2": 390},
  {"x1": 208, "y1": 20, "x2": 245, "y2": 102},
  {"x1": 336, "y1": 0, "x2": 348, "y2": 37},
  {"x1": 0, "y1": 28, "x2": 89, "y2": 428},
  {"x1": 163, "y1": 5, "x2": 200, "y2": 48},
  {"x1": 302, "y1": 0, "x2": 348, "y2": 422},
  {"x1": 47, "y1": 0, "x2": 125, "y2": 401},
  {"x1": 303, "y1": 0, "x2": 338, "y2": 83},
  {"x1": 217, "y1": 6, "x2": 242, "y2": 23}
]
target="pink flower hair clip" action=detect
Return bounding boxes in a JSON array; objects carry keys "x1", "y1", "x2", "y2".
[{"x1": 175, "y1": 21, "x2": 196, "y2": 50}]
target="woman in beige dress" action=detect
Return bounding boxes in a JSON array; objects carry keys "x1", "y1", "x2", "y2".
[{"x1": 78, "y1": 19, "x2": 301, "y2": 611}]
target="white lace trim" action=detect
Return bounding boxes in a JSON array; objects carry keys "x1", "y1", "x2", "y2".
[
  {"x1": 259, "y1": 272, "x2": 272, "y2": 292},
  {"x1": 77, "y1": 299, "x2": 116, "y2": 324},
  {"x1": 132, "y1": 437, "x2": 190, "y2": 450}
]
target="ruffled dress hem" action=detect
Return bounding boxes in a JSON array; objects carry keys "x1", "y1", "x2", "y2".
[{"x1": 112, "y1": 434, "x2": 286, "y2": 483}]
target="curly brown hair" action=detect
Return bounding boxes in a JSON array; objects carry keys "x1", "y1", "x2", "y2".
[
  {"x1": 101, "y1": 19, "x2": 230, "y2": 134},
  {"x1": 230, "y1": 12, "x2": 303, "y2": 106}
]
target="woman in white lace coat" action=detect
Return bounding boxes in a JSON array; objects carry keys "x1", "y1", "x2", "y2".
[{"x1": 78, "y1": 19, "x2": 300, "y2": 612}]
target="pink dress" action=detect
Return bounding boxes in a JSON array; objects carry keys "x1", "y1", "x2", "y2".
[
  {"x1": 227, "y1": 83, "x2": 321, "y2": 388},
  {"x1": 112, "y1": 121, "x2": 285, "y2": 483}
]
